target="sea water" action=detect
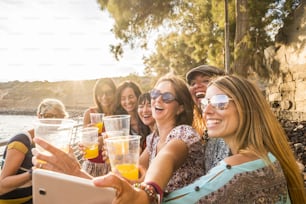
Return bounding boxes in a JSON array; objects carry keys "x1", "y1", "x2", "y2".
[
  {"x1": 0, "y1": 115, "x2": 36, "y2": 156},
  {"x1": 0, "y1": 115, "x2": 36, "y2": 140}
]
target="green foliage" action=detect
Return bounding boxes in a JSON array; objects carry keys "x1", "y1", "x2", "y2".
[
  {"x1": 144, "y1": 33, "x2": 206, "y2": 76},
  {"x1": 97, "y1": 0, "x2": 301, "y2": 79}
]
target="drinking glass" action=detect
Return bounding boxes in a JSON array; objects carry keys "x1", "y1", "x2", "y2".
[
  {"x1": 103, "y1": 115, "x2": 130, "y2": 137},
  {"x1": 34, "y1": 119, "x2": 75, "y2": 155},
  {"x1": 90, "y1": 113, "x2": 104, "y2": 134},
  {"x1": 105, "y1": 135, "x2": 140, "y2": 180},
  {"x1": 80, "y1": 127, "x2": 99, "y2": 159}
]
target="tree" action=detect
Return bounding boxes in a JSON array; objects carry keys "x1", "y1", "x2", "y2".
[{"x1": 97, "y1": 0, "x2": 301, "y2": 78}]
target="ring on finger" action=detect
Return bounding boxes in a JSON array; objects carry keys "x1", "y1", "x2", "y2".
[{"x1": 39, "y1": 163, "x2": 43, "y2": 168}]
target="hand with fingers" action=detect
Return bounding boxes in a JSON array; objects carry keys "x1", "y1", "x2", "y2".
[
  {"x1": 93, "y1": 173, "x2": 151, "y2": 204},
  {"x1": 32, "y1": 137, "x2": 93, "y2": 179},
  {"x1": 101, "y1": 133, "x2": 110, "y2": 163}
]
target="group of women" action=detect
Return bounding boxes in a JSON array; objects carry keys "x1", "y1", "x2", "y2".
[
  {"x1": 1, "y1": 65, "x2": 305, "y2": 203},
  {"x1": 81, "y1": 78, "x2": 154, "y2": 177}
]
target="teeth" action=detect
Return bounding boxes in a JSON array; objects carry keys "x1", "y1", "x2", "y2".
[
  {"x1": 206, "y1": 119, "x2": 220, "y2": 125},
  {"x1": 196, "y1": 92, "x2": 205, "y2": 98}
]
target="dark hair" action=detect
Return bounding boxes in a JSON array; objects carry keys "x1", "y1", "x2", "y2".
[
  {"x1": 186, "y1": 65, "x2": 225, "y2": 85},
  {"x1": 114, "y1": 81, "x2": 142, "y2": 114},
  {"x1": 138, "y1": 92, "x2": 151, "y2": 105},
  {"x1": 93, "y1": 78, "x2": 116, "y2": 113},
  {"x1": 137, "y1": 92, "x2": 152, "y2": 147}
]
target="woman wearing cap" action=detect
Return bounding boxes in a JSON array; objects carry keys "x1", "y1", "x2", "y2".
[
  {"x1": 32, "y1": 74, "x2": 205, "y2": 195},
  {"x1": 94, "y1": 75, "x2": 305, "y2": 203},
  {"x1": 186, "y1": 65, "x2": 231, "y2": 174}
]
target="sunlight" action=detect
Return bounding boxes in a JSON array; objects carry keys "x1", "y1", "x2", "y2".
[{"x1": 0, "y1": 0, "x2": 145, "y2": 82}]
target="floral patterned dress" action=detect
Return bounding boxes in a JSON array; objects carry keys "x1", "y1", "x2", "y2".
[{"x1": 146, "y1": 125, "x2": 205, "y2": 193}]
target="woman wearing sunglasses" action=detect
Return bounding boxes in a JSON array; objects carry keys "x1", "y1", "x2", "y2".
[
  {"x1": 186, "y1": 65, "x2": 231, "y2": 174},
  {"x1": 0, "y1": 98, "x2": 68, "y2": 204},
  {"x1": 32, "y1": 74, "x2": 204, "y2": 195},
  {"x1": 92, "y1": 75, "x2": 305, "y2": 203},
  {"x1": 137, "y1": 74, "x2": 204, "y2": 193},
  {"x1": 82, "y1": 78, "x2": 117, "y2": 177}
]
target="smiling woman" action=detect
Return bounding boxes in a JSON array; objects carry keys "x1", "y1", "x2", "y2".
[{"x1": 0, "y1": 0, "x2": 145, "y2": 82}]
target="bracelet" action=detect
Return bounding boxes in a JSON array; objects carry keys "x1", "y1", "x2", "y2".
[
  {"x1": 133, "y1": 182, "x2": 159, "y2": 204},
  {"x1": 145, "y1": 181, "x2": 163, "y2": 202}
]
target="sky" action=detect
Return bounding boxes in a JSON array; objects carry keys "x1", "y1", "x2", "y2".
[{"x1": 0, "y1": 0, "x2": 147, "y2": 82}]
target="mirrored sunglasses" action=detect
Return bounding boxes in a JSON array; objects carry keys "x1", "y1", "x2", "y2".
[
  {"x1": 200, "y1": 94, "x2": 233, "y2": 110},
  {"x1": 150, "y1": 89, "x2": 177, "y2": 104}
]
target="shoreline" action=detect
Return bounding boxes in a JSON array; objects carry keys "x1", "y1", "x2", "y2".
[{"x1": 0, "y1": 109, "x2": 84, "y2": 117}]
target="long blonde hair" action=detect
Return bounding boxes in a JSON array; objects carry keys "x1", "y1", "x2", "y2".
[{"x1": 210, "y1": 75, "x2": 305, "y2": 203}]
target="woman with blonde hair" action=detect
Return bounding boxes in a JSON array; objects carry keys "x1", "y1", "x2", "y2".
[
  {"x1": 93, "y1": 75, "x2": 305, "y2": 203},
  {"x1": 0, "y1": 98, "x2": 68, "y2": 204}
]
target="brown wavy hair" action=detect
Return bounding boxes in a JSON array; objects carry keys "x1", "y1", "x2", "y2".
[{"x1": 154, "y1": 74, "x2": 195, "y2": 127}]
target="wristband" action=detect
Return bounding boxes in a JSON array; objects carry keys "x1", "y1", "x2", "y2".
[{"x1": 145, "y1": 181, "x2": 163, "y2": 202}]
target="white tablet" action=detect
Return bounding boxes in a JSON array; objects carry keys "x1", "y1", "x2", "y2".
[{"x1": 33, "y1": 169, "x2": 115, "y2": 204}]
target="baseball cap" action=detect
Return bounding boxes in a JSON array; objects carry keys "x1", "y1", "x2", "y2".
[{"x1": 186, "y1": 65, "x2": 225, "y2": 85}]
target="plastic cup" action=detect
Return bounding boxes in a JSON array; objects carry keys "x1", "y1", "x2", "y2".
[
  {"x1": 34, "y1": 119, "x2": 75, "y2": 156},
  {"x1": 80, "y1": 127, "x2": 99, "y2": 159},
  {"x1": 90, "y1": 113, "x2": 104, "y2": 134},
  {"x1": 103, "y1": 115, "x2": 130, "y2": 137},
  {"x1": 105, "y1": 135, "x2": 140, "y2": 180}
]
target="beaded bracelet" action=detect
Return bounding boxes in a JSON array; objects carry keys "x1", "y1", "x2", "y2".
[
  {"x1": 145, "y1": 181, "x2": 163, "y2": 201},
  {"x1": 133, "y1": 182, "x2": 159, "y2": 204}
]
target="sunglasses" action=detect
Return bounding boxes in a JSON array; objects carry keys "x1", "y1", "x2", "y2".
[
  {"x1": 41, "y1": 113, "x2": 65, "y2": 119},
  {"x1": 150, "y1": 89, "x2": 177, "y2": 104},
  {"x1": 97, "y1": 90, "x2": 113, "y2": 97},
  {"x1": 200, "y1": 94, "x2": 233, "y2": 110}
]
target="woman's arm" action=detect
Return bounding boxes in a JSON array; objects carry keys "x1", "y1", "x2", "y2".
[
  {"x1": 83, "y1": 108, "x2": 91, "y2": 127},
  {"x1": 0, "y1": 149, "x2": 31, "y2": 195},
  {"x1": 94, "y1": 139, "x2": 188, "y2": 203},
  {"x1": 139, "y1": 147, "x2": 149, "y2": 170},
  {"x1": 144, "y1": 139, "x2": 188, "y2": 189}
]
